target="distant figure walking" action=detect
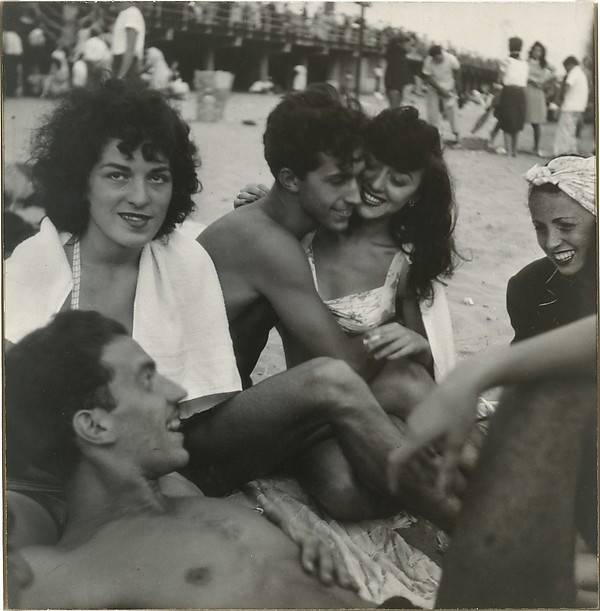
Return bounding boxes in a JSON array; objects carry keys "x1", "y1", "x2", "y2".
[
  {"x1": 495, "y1": 37, "x2": 528, "y2": 156},
  {"x1": 525, "y1": 42, "x2": 551, "y2": 156},
  {"x1": 111, "y1": 2, "x2": 146, "y2": 80},
  {"x1": 421, "y1": 45, "x2": 462, "y2": 143},
  {"x1": 384, "y1": 34, "x2": 415, "y2": 107},
  {"x1": 553, "y1": 56, "x2": 589, "y2": 156}
]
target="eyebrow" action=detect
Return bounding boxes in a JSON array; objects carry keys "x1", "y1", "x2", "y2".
[{"x1": 100, "y1": 162, "x2": 172, "y2": 172}]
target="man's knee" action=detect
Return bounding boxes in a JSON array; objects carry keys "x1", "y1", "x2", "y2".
[{"x1": 301, "y1": 357, "x2": 368, "y2": 406}]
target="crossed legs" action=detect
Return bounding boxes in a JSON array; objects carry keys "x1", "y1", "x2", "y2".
[{"x1": 183, "y1": 358, "x2": 406, "y2": 498}]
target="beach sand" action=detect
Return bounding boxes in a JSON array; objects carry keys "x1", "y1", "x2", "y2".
[{"x1": 3, "y1": 92, "x2": 595, "y2": 383}]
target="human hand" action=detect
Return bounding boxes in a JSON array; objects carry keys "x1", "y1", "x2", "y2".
[
  {"x1": 233, "y1": 183, "x2": 269, "y2": 208},
  {"x1": 387, "y1": 362, "x2": 482, "y2": 495},
  {"x1": 575, "y1": 551, "x2": 598, "y2": 608},
  {"x1": 363, "y1": 323, "x2": 432, "y2": 366},
  {"x1": 254, "y1": 489, "x2": 359, "y2": 591}
]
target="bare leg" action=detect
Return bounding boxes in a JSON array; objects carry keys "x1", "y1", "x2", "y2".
[
  {"x1": 295, "y1": 432, "x2": 462, "y2": 528},
  {"x1": 183, "y1": 358, "x2": 408, "y2": 497},
  {"x1": 532, "y1": 123, "x2": 540, "y2": 151},
  {"x1": 369, "y1": 357, "x2": 436, "y2": 419},
  {"x1": 503, "y1": 131, "x2": 510, "y2": 154},
  {"x1": 512, "y1": 131, "x2": 520, "y2": 156},
  {"x1": 437, "y1": 376, "x2": 595, "y2": 608}
]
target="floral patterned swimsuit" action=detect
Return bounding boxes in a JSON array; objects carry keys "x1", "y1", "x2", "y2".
[{"x1": 305, "y1": 235, "x2": 410, "y2": 335}]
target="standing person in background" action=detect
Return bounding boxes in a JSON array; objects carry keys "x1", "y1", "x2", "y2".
[
  {"x1": 24, "y1": 27, "x2": 51, "y2": 97},
  {"x1": 421, "y1": 45, "x2": 462, "y2": 144},
  {"x1": 111, "y1": 1, "x2": 146, "y2": 81},
  {"x1": 553, "y1": 57, "x2": 589, "y2": 156},
  {"x1": 525, "y1": 42, "x2": 551, "y2": 156},
  {"x1": 3, "y1": 27, "x2": 24, "y2": 97},
  {"x1": 43, "y1": 50, "x2": 71, "y2": 98},
  {"x1": 292, "y1": 65, "x2": 307, "y2": 91},
  {"x1": 495, "y1": 37, "x2": 528, "y2": 157},
  {"x1": 384, "y1": 34, "x2": 415, "y2": 108}
]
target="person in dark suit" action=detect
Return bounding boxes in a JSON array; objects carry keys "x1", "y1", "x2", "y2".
[{"x1": 384, "y1": 34, "x2": 415, "y2": 108}]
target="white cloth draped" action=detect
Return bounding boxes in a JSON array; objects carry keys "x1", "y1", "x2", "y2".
[{"x1": 5, "y1": 218, "x2": 241, "y2": 410}]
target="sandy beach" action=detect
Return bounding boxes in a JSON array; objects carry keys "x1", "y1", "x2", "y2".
[{"x1": 3, "y1": 92, "x2": 595, "y2": 384}]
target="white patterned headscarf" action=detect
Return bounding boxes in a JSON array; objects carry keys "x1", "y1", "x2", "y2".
[{"x1": 523, "y1": 155, "x2": 596, "y2": 216}]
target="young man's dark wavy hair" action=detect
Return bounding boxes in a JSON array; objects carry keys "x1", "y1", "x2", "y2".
[
  {"x1": 363, "y1": 106, "x2": 460, "y2": 301},
  {"x1": 30, "y1": 79, "x2": 200, "y2": 239},
  {"x1": 6, "y1": 311, "x2": 127, "y2": 481},
  {"x1": 263, "y1": 86, "x2": 366, "y2": 182}
]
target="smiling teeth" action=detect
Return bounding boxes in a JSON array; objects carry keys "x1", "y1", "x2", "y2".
[
  {"x1": 336, "y1": 209, "x2": 352, "y2": 216},
  {"x1": 120, "y1": 213, "x2": 149, "y2": 220},
  {"x1": 362, "y1": 190, "x2": 385, "y2": 206},
  {"x1": 554, "y1": 251, "x2": 574, "y2": 262}
]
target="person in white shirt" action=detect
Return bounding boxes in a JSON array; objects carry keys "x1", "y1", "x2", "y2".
[
  {"x1": 111, "y1": 2, "x2": 146, "y2": 80},
  {"x1": 495, "y1": 37, "x2": 529, "y2": 157},
  {"x1": 553, "y1": 56, "x2": 589, "y2": 156},
  {"x1": 421, "y1": 45, "x2": 462, "y2": 143}
]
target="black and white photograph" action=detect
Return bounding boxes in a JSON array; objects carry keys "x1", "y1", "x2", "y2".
[{"x1": 3, "y1": 0, "x2": 597, "y2": 608}]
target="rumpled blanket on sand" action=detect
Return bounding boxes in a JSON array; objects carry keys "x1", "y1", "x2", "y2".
[{"x1": 244, "y1": 478, "x2": 441, "y2": 607}]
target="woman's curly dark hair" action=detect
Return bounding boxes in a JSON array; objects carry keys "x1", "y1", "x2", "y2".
[
  {"x1": 31, "y1": 79, "x2": 200, "y2": 239},
  {"x1": 363, "y1": 106, "x2": 460, "y2": 301}
]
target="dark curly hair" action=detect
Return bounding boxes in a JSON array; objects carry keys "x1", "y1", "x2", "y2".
[
  {"x1": 30, "y1": 79, "x2": 200, "y2": 239},
  {"x1": 363, "y1": 106, "x2": 459, "y2": 301},
  {"x1": 6, "y1": 311, "x2": 127, "y2": 481},
  {"x1": 528, "y1": 41, "x2": 547, "y2": 69},
  {"x1": 264, "y1": 86, "x2": 366, "y2": 182}
]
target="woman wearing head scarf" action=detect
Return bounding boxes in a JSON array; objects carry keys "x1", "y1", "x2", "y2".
[{"x1": 507, "y1": 155, "x2": 596, "y2": 343}]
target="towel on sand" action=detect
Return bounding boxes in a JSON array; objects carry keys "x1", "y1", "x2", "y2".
[
  {"x1": 244, "y1": 478, "x2": 441, "y2": 607},
  {"x1": 5, "y1": 217, "x2": 241, "y2": 410}
]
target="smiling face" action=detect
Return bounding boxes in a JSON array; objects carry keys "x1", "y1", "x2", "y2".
[
  {"x1": 356, "y1": 152, "x2": 424, "y2": 221},
  {"x1": 85, "y1": 138, "x2": 173, "y2": 252},
  {"x1": 102, "y1": 336, "x2": 188, "y2": 477},
  {"x1": 529, "y1": 189, "x2": 596, "y2": 277},
  {"x1": 296, "y1": 149, "x2": 364, "y2": 232}
]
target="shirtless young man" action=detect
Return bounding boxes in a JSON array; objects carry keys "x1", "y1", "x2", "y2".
[
  {"x1": 190, "y1": 89, "x2": 453, "y2": 524},
  {"x1": 6, "y1": 311, "x2": 367, "y2": 610}
]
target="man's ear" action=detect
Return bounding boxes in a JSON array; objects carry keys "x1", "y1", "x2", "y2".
[
  {"x1": 278, "y1": 167, "x2": 300, "y2": 194},
  {"x1": 72, "y1": 408, "x2": 117, "y2": 446}
]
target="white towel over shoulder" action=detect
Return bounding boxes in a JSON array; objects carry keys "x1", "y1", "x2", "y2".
[{"x1": 5, "y1": 218, "x2": 241, "y2": 409}]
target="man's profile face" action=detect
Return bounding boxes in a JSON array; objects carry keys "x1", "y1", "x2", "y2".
[
  {"x1": 432, "y1": 53, "x2": 443, "y2": 65},
  {"x1": 297, "y1": 148, "x2": 364, "y2": 232},
  {"x1": 102, "y1": 336, "x2": 189, "y2": 477}
]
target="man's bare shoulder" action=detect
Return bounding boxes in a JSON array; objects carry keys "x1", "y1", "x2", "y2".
[{"x1": 198, "y1": 206, "x2": 306, "y2": 268}]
